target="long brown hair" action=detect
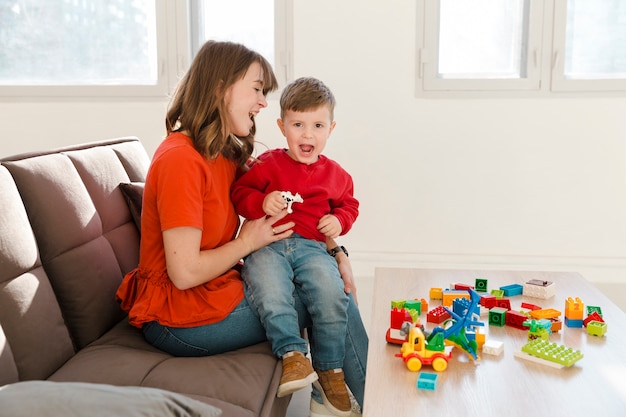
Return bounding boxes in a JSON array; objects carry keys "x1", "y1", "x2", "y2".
[{"x1": 166, "y1": 41, "x2": 278, "y2": 166}]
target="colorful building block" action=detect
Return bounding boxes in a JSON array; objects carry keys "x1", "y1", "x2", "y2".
[
  {"x1": 490, "y1": 289, "x2": 504, "y2": 299},
  {"x1": 586, "y1": 321, "x2": 607, "y2": 337},
  {"x1": 586, "y1": 305, "x2": 603, "y2": 317},
  {"x1": 564, "y1": 317, "x2": 584, "y2": 328},
  {"x1": 453, "y1": 283, "x2": 474, "y2": 291},
  {"x1": 523, "y1": 279, "x2": 555, "y2": 299},
  {"x1": 482, "y1": 339, "x2": 504, "y2": 356},
  {"x1": 583, "y1": 311, "x2": 604, "y2": 327},
  {"x1": 416, "y1": 372, "x2": 438, "y2": 391},
  {"x1": 516, "y1": 339, "x2": 583, "y2": 368},
  {"x1": 429, "y1": 287, "x2": 443, "y2": 300},
  {"x1": 489, "y1": 307, "x2": 507, "y2": 326},
  {"x1": 505, "y1": 310, "x2": 529, "y2": 330},
  {"x1": 442, "y1": 290, "x2": 470, "y2": 307},
  {"x1": 565, "y1": 297, "x2": 584, "y2": 320},
  {"x1": 427, "y1": 305, "x2": 451, "y2": 324},
  {"x1": 494, "y1": 298, "x2": 511, "y2": 310},
  {"x1": 500, "y1": 283, "x2": 523, "y2": 297},
  {"x1": 480, "y1": 294, "x2": 497, "y2": 309},
  {"x1": 475, "y1": 278, "x2": 488, "y2": 292}
]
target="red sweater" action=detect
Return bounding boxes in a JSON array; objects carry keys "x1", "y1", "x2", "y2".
[{"x1": 231, "y1": 149, "x2": 359, "y2": 242}]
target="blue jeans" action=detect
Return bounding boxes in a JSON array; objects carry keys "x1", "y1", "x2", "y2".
[
  {"x1": 142, "y1": 281, "x2": 368, "y2": 407},
  {"x1": 242, "y1": 236, "x2": 349, "y2": 371}
]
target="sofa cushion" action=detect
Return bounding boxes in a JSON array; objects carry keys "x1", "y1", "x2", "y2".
[
  {"x1": 119, "y1": 182, "x2": 144, "y2": 232},
  {"x1": 2, "y1": 140, "x2": 148, "y2": 350},
  {"x1": 0, "y1": 381, "x2": 222, "y2": 417},
  {"x1": 0, "y1": 325, "x2": 18, "y2": 385},
  {"x1": 0, "y1": 166, "x2": 75, "y2": 380},
  {"x1": 48, "y1": 320, "x2": 285, "y2": 417}
]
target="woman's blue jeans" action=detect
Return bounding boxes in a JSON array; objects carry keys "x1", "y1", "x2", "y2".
[
  {"x1": 242, "y1": 236, "x2": 349, "y2": 371},
  {"x1": 143, "y1": 281, "x2": 368, "y2": 407}
]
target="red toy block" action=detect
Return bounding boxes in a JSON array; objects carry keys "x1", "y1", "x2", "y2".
[
  {"x1": 521, "y1": 302, "x2": 542, "y2": 311},
  {"x1": 454, "y1": 283, "x2": 474, "y2": 291},
  {"x1": 391, "y1": 308, "x2": 413, "y2": 330},
  {"x1": 583, "y1": 311, "x2": 604, "y2": 327},
  {"x1": 480, "y1": 294, "x2": 497, "y2": 309},
  {"x1": 495, "y1": 298, "x2": 511, "y2": 310},
  {"x1": 427, "y1": 305, "x2": 451, "y2": 324},
  {"x1": 505, "y1": 310, "x2": 528, "y2": 330}
]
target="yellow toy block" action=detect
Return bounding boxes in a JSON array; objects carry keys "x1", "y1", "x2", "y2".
[
  {"x1": 442, "y1": 290, "x2": 470, "y2": 307},
  {"x1": 529, "y1": 308, "x2": 561, "y2": 320},
  {"x1": 429, "y1": 287, "x2": 443, "y2": 300},
  {"x1": 565, "y1": 297, "x2": 584, "y2": 320}
]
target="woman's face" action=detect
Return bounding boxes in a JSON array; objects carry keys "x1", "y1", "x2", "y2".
[{"x1": 224, "y1": 61, "x2": 268, "y2": 137}]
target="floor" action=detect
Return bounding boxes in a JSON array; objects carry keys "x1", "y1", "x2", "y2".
[{"x1": 285, "y1": 274, "x2": 626, "y2": 417}]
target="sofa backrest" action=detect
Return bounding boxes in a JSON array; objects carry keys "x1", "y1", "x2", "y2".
[{"x1": 0, "y1": 137, "x2": 149, "y2": 381}]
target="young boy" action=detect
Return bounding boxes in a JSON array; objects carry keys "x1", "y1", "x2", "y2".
[{"x1": 231, "y1": 77, "x2": 359, "y2": 417}]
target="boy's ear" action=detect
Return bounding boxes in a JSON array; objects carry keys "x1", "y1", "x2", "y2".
[
  {"x1": 277, "y1": 118, "x2": 287, "y2": 136},
  {"x1": 329, "y1": 120, "x2": 337, "y2": 135}
]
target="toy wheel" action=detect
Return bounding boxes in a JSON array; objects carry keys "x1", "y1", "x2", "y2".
[
  {"x1": 432, "y1": 357, "x2": 448, "y2": 372},
  {"x1": 406, "y1": 357, "x2": 422, "y2": 372}
]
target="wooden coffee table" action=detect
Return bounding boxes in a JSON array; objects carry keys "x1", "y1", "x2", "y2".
[{"x1": 363, "y1": 268, "x2": 626, "y2": 416}]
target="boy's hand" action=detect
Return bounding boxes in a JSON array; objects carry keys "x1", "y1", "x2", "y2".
[
  {"x1": 317, "y1": 214, "x2": 342, "y2": 238},
  {"x1": 262, "y1": 191, "x2": 287, "y2": 216}
]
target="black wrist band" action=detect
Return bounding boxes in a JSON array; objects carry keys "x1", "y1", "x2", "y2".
[{"x1": 327, "y1": 245, "x2": 348, "y2": 258}]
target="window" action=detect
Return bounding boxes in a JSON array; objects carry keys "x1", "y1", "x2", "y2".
[
  {"x1": 190, "y1": 0, "x2": 293, "y2": 87},
  {"x1": 0, "y1": 0, "x2": 171, "y2": 97},
  {"x1": 551, "y1": 0, "x2": 626, "y2": 91},
  {"x1": 417, "y1": 0, "x2": 626, "y2": 95},
  {"x1": 0, "y1": 0, "x2": 292, "y2": 98}
]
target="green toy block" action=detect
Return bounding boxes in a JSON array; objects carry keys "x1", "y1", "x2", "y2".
[
  {"x1": 490, "y1": 289, "x2": 504, "y2": 299},
  {"x1": 475, "y1": 278, "x2": 488, "y2": 292},
  {"x1": 521, "y1": 339, "x2": 583, "y2": 367},
  {"x1": 489, "y1": 307, "x2": 507, "y2": 326}
]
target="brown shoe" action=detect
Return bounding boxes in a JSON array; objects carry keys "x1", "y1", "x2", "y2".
[
  {"x1": 313, "y1": 369, "x2": 351, "y2": 417},
  {"x1": 277, "y1": 351, "x2": 318, "y2": 398}
]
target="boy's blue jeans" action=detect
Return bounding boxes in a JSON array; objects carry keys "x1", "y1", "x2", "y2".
[{"x1": 242, "y1": 235, "x2": 349, "y2": 371}]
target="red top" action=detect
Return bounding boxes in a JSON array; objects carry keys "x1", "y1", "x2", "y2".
[
  {"x1": 231, "y1": 149, "x2": 359, "y2": 242},
  {"x1": 116, "y1": 133, "x2": 244, "y2": 328}
]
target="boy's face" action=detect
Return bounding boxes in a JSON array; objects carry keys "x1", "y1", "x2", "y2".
[{"x1": 277, "y1": 106, "x2": 336, "y2": 165}]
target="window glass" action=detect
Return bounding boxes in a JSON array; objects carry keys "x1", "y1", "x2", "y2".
[
  {"x1": 0, "y1": 0, "x2": 157, "y2": 86},
  {"x1": 564, "y1": 0, "x2": 626, "y2": 79},
  {"x1": 199, "y1": 0, "x2": 274, "y2": 68},
  {"x1": 438, "y1": 0, "x2": 529, "y2": 79}
]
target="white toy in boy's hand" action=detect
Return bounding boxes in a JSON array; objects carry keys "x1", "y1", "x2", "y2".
[{"x1": 281, "y1": 191, "x2": 304, "y2": 213}]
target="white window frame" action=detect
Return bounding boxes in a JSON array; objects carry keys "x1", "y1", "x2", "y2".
[
  {"x1": 416, "y1": 0, "x2": 626, "y2": 97},
  {"x1": 0, "y1": 0, "x2": 185, "y2": 99},
  {"x1": 550, "y1": 0, "x2": 626, "y2": 92}
]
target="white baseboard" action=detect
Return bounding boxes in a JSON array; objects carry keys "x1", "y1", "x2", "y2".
[{"x1": 349, "y1": 251, "x2": 626, "y2": 285}]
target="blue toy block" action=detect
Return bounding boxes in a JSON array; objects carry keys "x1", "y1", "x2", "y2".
[
  {"x1": 500, "y1": 283, "x2": 523, "y2": 297},
  {"x1": 416, "y1": 372, "x2": 438, "y2": 391},
  {"x1": 564, "y1": 317, "x2": 584, "y2": 328}
]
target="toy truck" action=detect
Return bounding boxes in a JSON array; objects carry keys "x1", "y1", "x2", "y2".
[{"x1": 395, "y1": 325, "x2": 452, "y2": 372}]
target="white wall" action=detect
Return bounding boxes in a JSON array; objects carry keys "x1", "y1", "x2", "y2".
[{"x1": 2, "y1": 0, "x2": 626, "y2": 286}]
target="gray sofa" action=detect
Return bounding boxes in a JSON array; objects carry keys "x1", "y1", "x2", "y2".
[{"x1": 0, "y1": 137, "x2": 289, "y2": 417}]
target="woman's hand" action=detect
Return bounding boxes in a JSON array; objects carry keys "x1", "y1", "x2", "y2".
[
  {"x1": 163, "y1": 211, "x2": 294, "y2": 290},
  {"x1": 236, "y1": 210, "x2": 295, "y2": 254}
]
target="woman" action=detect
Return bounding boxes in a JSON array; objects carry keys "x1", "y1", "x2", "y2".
[{"x1": 115, "y1": 40, "x2": 367, "y2": 416}]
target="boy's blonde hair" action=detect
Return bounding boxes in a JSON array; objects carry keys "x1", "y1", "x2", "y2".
[{"x1": 279, "y1": 77, "x2": 336, "y2": 120}]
